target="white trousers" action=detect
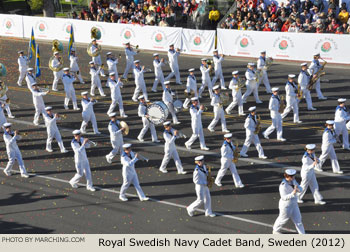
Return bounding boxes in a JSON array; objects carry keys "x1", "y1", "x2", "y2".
[
  {"x1": 211, "y1": 68, "x2": 225, "y2": 89},
  {"x1": 198, "y1": 78, "x2": 213, "y2": 98},
  {"x1": 165, "y1": 102, "x2": 178, "y2": 124},
  {"x1": 80, "y1": 112, "x2": 99, "y2": 133},
  {"x1": 70, "y1": 159, "x2": 93, "y2": 188},
  {"x1": 165, "y1": 64, "x2": 181, "y2": 84},
  {"x1": 300, "y1": 88, "x2": 314, "y2": 110},
  {"x1": 33, "y1": 104, "x2": 46, "y2": 125},
  {"x1": 319, "y1": 145, "x2": 341, "y2": 173},
  {"x1": 138, "y1": 117, "x2": 157, "y2": 141},
  {"x1": 107, "y1": 96, "x2": 125, "y2": 116},
  {"x1": 132, "y1": 83, "x2": 148, "y2": 101},
  {"x1": 18, "y1": 69, "x2": 27, "y2": 85},
  {"x1": 187, "y1": 184, "x2": 213, "y2": 216},
  {"x1": 334, "y1": 122, "x2": 349, "y2": 149},
  {"x1": 90, "y1": 79, "x2": 105, "y2": 96},
  {"x1": 314, "y1": 79, "x2": 325, "y2": 99},
  {"x1": 281, "y1": 98, "x2": 299, "y2": 123},
  {"x1": 264, "y1": 113, "x2": 283, "y2": 139},
  {"x1": 240, "y1": 132, "x2": 265, "y2": 157},
  {"x1": 226, "y1": 97, "x2": 244, "y2": 115},
  {"x1": 120, "y1": 173, "x2": 146, "y2": 200},
  {"x1": 258, "y1": 71, "x2": 272, "y2": 93},
  {"x1": 159, "y1": 148, "x2": 183, "y2": 173},
  {"x1": 47, "y1": 129, "x2": 66, "y2": 152},
  {"x1": 299, "y1": 169, "x2": 323, "y2": 202},
  {"x1": 273, "y1": 202, "x2": 305, "y2": 234},
  {"x1": 208, "y1": 107, "x2": 227, "y2": 131},
  {"x1": 107, "y1": 140, "x2": 123, "y2": 160},
  {"x1": 242, "y1": 83, "x2": 261, "y2": 103},
  {"x1": 185, "y1": 125, "x2": 206, "y2": 148},
  {"x1": 215, "y1": 159, "x2": 243, "y2": 187},
  {"x1": 52, "y1": 71, "x2": 63, "y2": 90},
  {"x1": 122, "y1": 60, "x2": 133, "y2": 79},
  {"x1": 64, "y1": 88, "x2": 78, "y2": 109},
  {"x1": 152, "y1": 73, "x2": 165, "y2": 91},
  {"x1": 5, "y1": 149, "x2": 27, "y2": 175}
]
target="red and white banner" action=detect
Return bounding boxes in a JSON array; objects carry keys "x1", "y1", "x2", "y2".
[
  {"x1": 0, "y1": 14, "x2": 23, "y2": 37},
  {"x1": 181, "y1": 28, "x2": 215, "y2": 56}
]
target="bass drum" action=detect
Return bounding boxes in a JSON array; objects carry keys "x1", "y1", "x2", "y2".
[
  {"x1": 173, "y1": 100, "x2": 183, "y2": 113},
  {"x1": 147, "y1": 101, "x2": 169, "y2": 125}
]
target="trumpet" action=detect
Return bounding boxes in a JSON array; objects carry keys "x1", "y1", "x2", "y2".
[
  {"x1": 39, "y1": 85, "x2": 50, "y2": 93},
  {"x1": 137, "y1": 153, "x2": 149, "y2": 162},
  {"x1": 174, "y1": 130, "x2": 187, "y2": 139},
  {"x1": 59, "y1": 114, "x2": 67, "y2": 120},
  {"x1": 88, "y1": 140, "x2": 98, "y2": 147}
]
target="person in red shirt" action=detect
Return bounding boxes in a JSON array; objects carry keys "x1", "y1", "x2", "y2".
[
  {"x1": 281, "y1": 19, "x2": 291, "y2": 32},
  {"x1": 263, "y1": 23, "x2": 272, "y2": 31}
]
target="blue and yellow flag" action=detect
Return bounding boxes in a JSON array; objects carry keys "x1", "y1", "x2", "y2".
[
  {"x1": 68, "y1": 24, "x2": 74, "y2": 60},
  {"x1": 35, "y1": 45, "x2": 41, "y2": 78},
  {"x1": 28, "y1": 27, "x2": 36, "y2": 60}
]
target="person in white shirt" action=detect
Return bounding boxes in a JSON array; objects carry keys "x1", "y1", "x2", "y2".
[
  {"x1": 225, "y1": 71, "x2": 245, "y2": 116},
  {"x1": 215, "y1": 133, "x2": 244, "y2": 188},
  {"x1": 198, "y1": 58, "x2": 213, "y2": 98},
  {"x1": 240, "y1": 106, "x2": 267, "y2": 159},
  {"x1": 17, "y1": 50, "x2": 28, "y2": 86},
  {"x1": 105, "y1": 112, "x2": 125, "y2": 164},
  {"x1": 90, "y1": 39, "x2": 106, "y2": 77},
  {"x1": 122, "y1": 42, "x2": 138, "y2": 80},
  {"x1": 298, "y1": 144, "x2": 326, "y2": 205},
  {"x1": 152, "y1": 53, "x2": 166, "y2": 92},
  {"x1": 0, "y1": 103, "x2": 6, "y2": 129},
  {"x1": 334, "y1": 98, "x2": 350, "y2": 150},
  {"x1": 186, "y1": 155, "x2": 216, "y2": 218},
  {"x1": 106, "y1": 52, "x2": 118, "y2": 82},
  {"x1": 308, "y1": 53, "x2": 326, "y2": 100},
  {"x1": 164, "y1": 44, "x2": 181, "y2": 85},
  {"x1": 207, "y1": 85, "x2": 229, "y2": 133},
  {"x1": 298, "y1": 63, "x2": 316, "y2": 111},
  {"x1": 272, "y1": 169, "x2": 305, "y2": 234},
  {"x1": 162, "y1": 81, "x2": 179, "y2": 124},
  {"x1": 137, "y1": 96, "x2": 159, "y2": 143},
  {"x1": 211, "y1": 50, "x2": 226, "y2": 89},
  {"x1": 242, "y1": 63, "x2": 262, "y2": 104},
  {"x1": 183, "y1": 68, "x2": 198, "y2": 109},
  {"x1": 50, "y1": 52, "x2": 64, "y2": 91},
  {"x1": 69, "y1": 48, "x2": 84, "y2": 84},
  {"x1": 62, "y1": 67, "x2": 79, "y2": 110},
  {"x1": 159, "y1": 121, "x2": 186, "y2": 174},
  {"x1": 25, "y1": 68, "x2": 36, "y2": 91},
  {"x1": 119, "y1": 143, "x2": 150, "y2": 202},
  {"x1": 0, "y1": 81, "x2": 15, "y2": 118},
  {"x1": 256, "y1": 51, "x2": 272, "y2": 94},
  {"x1": 80, "y1": 91, "x2": 100, "y2": 134},
  {"x1": 30, "y1": 83, "x2": 48, "y2": 126},
  {"x1": 263, "y1": 87, "x2": 286, "y2": 141},
  {"x1": 43, "y1": 106, "x2": 68, "y2": 153},
  {"x1": 132, "y1": 60, "x2": 149, "y2": 102},
  {"x1": 106, "y1": 72, "x2": 127, "y2": 117},
  {"x1": 281, "y1": 74, "x2": 302, "y2": 124},
  {"x1": 89, "y1": 61, "x2": 106, "y2": 97},
  {"x1": 69, "y1": 130, "x2": 96, "y2": 191},
  {"x1": 3, "y1": 123, "x2": 29, "y2": 178}
]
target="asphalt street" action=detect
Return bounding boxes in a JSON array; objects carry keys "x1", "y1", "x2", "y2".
[{"x1": 0, "y1": 37, "x2": 349, "y2": 234}]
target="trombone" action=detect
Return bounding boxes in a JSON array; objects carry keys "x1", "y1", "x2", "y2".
[{"x1": 137, "y1": 153, "x2": 149, "y2": 162}]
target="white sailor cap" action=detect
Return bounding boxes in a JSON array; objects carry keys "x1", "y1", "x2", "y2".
[
  {"x1": 106, "y1": 52, "x2": 112, "y2": 56},
  {"x1": 326, "y1": 120, "x2": 335, "y2": 125},
  {"x1": 72, "y1": 129, "x2": 81, "y2": 135},
  {"x1": 3, "y1": 122, "x2": 12, "y2": 128},
  {"x1": 163, "y1": 121, "x2": 171, "y2": 126},
  {"x1": 224, "y1": 133, "x2": 232, "y2": 138},
  {"x1": 63, "y1": 67, "x2": 70, "y2": 71},
  {"x1": 248, "y1": 62, "x2": 255, "y2": 66},
  {"x1": 213, "y1": 49, "x2": 218, "y2": 53},
  {"x1": 248, "y1": 106, "x2": 256, "y2": 112},
  {"x1": 27, "y1": 68, "x2": 34, "y2": 71},
  {"x1": 31, "y1": 82, "x2": 38, "y2": 86},
  {"x1": 260, "y1": 50, "x2": 266, "y2": 54},
  {"x1": 81, "y1": 91, "x2": 88, "y2": 96},
  {"x1": 288, "y1": 74, "x2": 296, "y2": 78},
  {"x1": 272, "y1": 87, "x2": 279, "y2": 92},
  {"x1": 191, "y1": 97, "x2": 199, "y2": 101},
  {"x1": 338, "y1": 98, "x2": 346, "y2": 103},
  {"x1": 138, "y1": 95, "x2": 145, "y2": 100},
  {"x1": 123, "y1": 143, "x2": 132, "y2": 149},
  {"x1": 108, "y1": 112, "x2": 117, "y2": 117},
  {"x1": 313, "y1": 53, "x2": 320, "y2": 56},
  {"x1": 305, "y1": 144, "x2": 316, "y2": 150},
  {"x1": 285, "y1": 169, "x2": 297, "y2": 176},
  {"x1": 153, "y1": 53, "x2": 159, "y2": 57},
  {"x1": 213, "y1": 85, "x2": 220, "y2": 90},
  {"x1": 232, "y1": 71, "x2": 239, "y2": 75},
  {"x1": 188, "y1": 68, "x2": 195, "y2": 72},
  {"x1": 195, "y1": 155, "x2": 204, "y2": 161},
  {"x1": 300, "y1": 62, "x2": 308, "y2": 67},
  {"x1": 89, "y1": 61, "x2": 95, "y2": 64},
  {"x1": 18, "y1": 50, "x2": 24, "y2": 54},
  {"x1": 45, "y1": 106, "x2": 53, "y2": 111},
  {"x1": 164, "y1": 81, "x2": 171, "y2": 85},
  {"x1": 54, "y1": 51, "x2": 59, "y2": 55},
  {"x1": 109, "y1": 72, "x2": 116, "y2": 76},
  {"x1": 134, "y1": 60, "x2": 140, "y2": 64},
  {"x1": 201, "y1": 58, "x2": 207, "y2": 61}
]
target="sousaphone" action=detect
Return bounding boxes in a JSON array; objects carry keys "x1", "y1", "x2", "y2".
[{"x1": 87, "y1": 27, "x2": 102, "y2": 57}]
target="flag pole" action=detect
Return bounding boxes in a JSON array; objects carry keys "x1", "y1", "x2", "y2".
[{"x1": 34, "y1": 44, "x2": 38, "y2": 77}]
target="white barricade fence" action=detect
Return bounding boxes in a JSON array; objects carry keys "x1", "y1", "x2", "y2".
[
  {"x1": 0, "y1": 14, "x2": 24, "y2": 37},
  {"x1": 181, "y1": 28, "x2": 215, "y2": 56},
  {"x1": 217, "y1": 28, "x2": 350, "y2": 64}
]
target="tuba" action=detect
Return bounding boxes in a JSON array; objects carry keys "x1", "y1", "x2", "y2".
[
  {"x1": 49, "y1": 55, "x2": 64, "y2": 72},
  {"x1": 0, "y1": 63, "x2": 7, "y2": 77},
  {"x1": 254, "y1": 115, "x2": 261, "y2": 135},
  {"x1": 279, "y1": 95, "x2": 286, "y2": 113},
  {"x1": 52, "y1": 39, "x2": 64, "y2": 53},
  {"x1": 87, "y1": 27, "x2": 102, "y2": 57},
  {"x1": 233, "y1": 141, "x2": 240, "y2": 163},
  {"x1": 206, "y1": 166, "x2": 215, "y2": 189}
]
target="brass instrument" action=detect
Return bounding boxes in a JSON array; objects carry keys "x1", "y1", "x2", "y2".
[
  {"x1": 279, "y1": 95, "x2": 286, "y2": 114},
  {"x1": 137, "y1": 153, "x2": 149, "y2": 162},
  {"x1": 220, "y1": 92, "x2": 230, "y2": 106},
  {"x1": 233, "y1": 141, "x2": 240, "y2": 163},
  {"x1": 236, "y1": 77, "x2": 246, "y2": 91},
  {"x1": 206, "y1": 59, "x2": 214, "y2": 75},
  {"x1": 87, "y1": 27, "x2": 102, "y2": 57},
  {"x1": 254, "y1": 115, "x2": 261, "y2": 135},
  {"x1": 206, "y1": 165, "x2": 214, "y2": 189},
  {"x1": 175, "y1": 130, "x2": 187, "y2": 139},
  {"x1": 0, "y1": 81, "x2": 8, "y2": 97},
  {"x1": 307, "y1": 59, "x2": 327, "y2": 90},
  {"x1": 131, "y1": 44, "x2": 139, "y2": 49},
  {"x1": 0, "y1": 63, "x2": 7, "y2": 77},
  {"x1": 120, "y1": 121, "x2": 129, "y2": 136},
  {"x1": 264, "y1": 57, "x2": 273, "y2": 70},
  {"x1": 52, "y1": 39, "x2": 63, "y2": 53},
  {"x1": 297, "y1": 84, "x2": 303, "y2": 100},
  {"x1": 255, "y1": 69, "x2": 263, "y2": 84},
  {"x1": 49, "y1": 55, "x2": 64, "y2": 72},
  {"x1": 88, "y1": 140, "x2": 98, "y2": 147},
  {"x1": 39, "y1": 85, "x2": 50, "y2": 92}
]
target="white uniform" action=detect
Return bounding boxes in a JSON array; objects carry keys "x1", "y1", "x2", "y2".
[
  {"x1": 264, "y1": 95, "x2": 283, "y2": 140},
  {"x1": 69, "y1": 55, "x2": 84, "y2": 83},
  {"x1": 90, "y1": 66, "x2": 105, "y2": 96},
  {"x1": 257, "y1": 56, "x2": 272, "y2": 93},
  {"x1": 106, "y1": 58, "x2": 118, "y2": 76},
  {"x1": 152, "y1": 59, "x2": 165, "y2": 91},
  {"x1": 69, "y1": 137, "x2": 94, "y2": 189},
  {"x1": 281, "y1": 81, "x2": 300, "y2": 123},
  {"x1": 183, "y1": 74, "x2": 198, "y2": 109},
  {"x1": 43, "y1": 113, "x2": 66, "y2": 152},
  {"x1": 0, "y1": 94, "x2": 13, "y2": 118},
  {"x1": 106, "y1": 120, "x2": 124, "y2": 161},
  {"x1": 80, "y1": 98, "x2": 99, "y2": 134},
  {"x1": 17, "y1": 55, "x2": 28, "y2": 86},
  {"x1": 226, "y1": 77, "x2": 244, "y2": 115},
  {"x1": 198, "y1": 64, "x2": 213, "y2": 98},
  {"x1": 107, "y1": 78, "x2": 125, "y2": 116},
  {"x1": 242, "y1": 68, "x2": 262, "y2": 103},
  {"x1": 319, "y1": 128, "x2": 341, "y2": 173},
  {"x1": 207, "y1": 93, "x2": 228, "y2": 132},
  {"x1": 185, "y1": 105, "x2": 207, "y2": 149},
  {"x1": 120, "y1": 151, "x2": 147, "y2": 200},
  {"x1": 211, "y1": 55, "x2": 225, "y2": 89},
  {"x1": 0, "y1": 106, "x2": 7, "y2": 129},
  {"x1": 308, "y1": 59, "x2": 325, "y2": 99},
  {"x1": 299, "y1": 152, "x2": 323, "y2": 202},
  {"x1": 122, "y1": 47, "x2": 137, "y2": 79},
  {"x1": 165, "y1": 49, "x2": 181, "y2": 84},
  {"x1": 25, "y1": 72, "x2": 36, "y2": 91},
  {"x1": 31, "y1": 89, "x2": 48, "y2": 125},
  {"x1": 159, "y1": 128, "x2": 184, "y2": 173},
  {"x1": 240, "y1": 114, "x2": 265, "y2": 157},
  {"x1": 162, "y1": 88, "x2": 178, "y2": 124},
  {"x1": 334, "y1": 105, "x2": 350, "y2": 149},
  {"x1": 91, "y1": 44, "x2": 105, "y2": 76},
  {"x1": 3, "y1": 131, "x2": 27, "y2": 175},
  {"x1": 215, "y1": 140, "x2": 243, "y2": 187},
  {"x1": 137, "y1": 102, "x2": 158, "y2": 142},
  {"x1": 51, "y1": 57, "x2": 63, "y2": 91},
  {"x1": 132, "y1": 66, "x2": 148, "y2": 101},
  {"x1": 187, "y1": 164, "x2": 214, "y2": 216},
  {"x1": 62, "y1": 73, "x2": 78, "y2": 110},
  {"x1": 298, "y1": 70, "x2": 314, "y2": 110},
  {"x1": 273, "y1": 178, "x2": 305, "y2": 234}
]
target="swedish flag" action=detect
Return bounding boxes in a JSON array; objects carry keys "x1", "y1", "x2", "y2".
[
  {"x1": 28, "y1": 27, "x2": 36, "y2": 60},
  {"x1": 35, "y1": 45, "x2": 41, "y2": 78},
  {"x1": 68, "y1": 24, "x2": 74, "y2": 60}
]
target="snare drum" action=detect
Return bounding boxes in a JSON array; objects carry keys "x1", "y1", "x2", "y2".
[
  {"x1": 173, "y1": 100, "x2": 183, "y2": 113},
  {"x1": 147, "y1": 101, "x2": 169, "y2": 125}
]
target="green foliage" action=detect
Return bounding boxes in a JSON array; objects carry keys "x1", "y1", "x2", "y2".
[{"x1": 29, "y1": 0, "x2": 43, "y2": 11}]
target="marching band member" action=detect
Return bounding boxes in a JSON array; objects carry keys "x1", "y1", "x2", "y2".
[
  {"x1": 162, "y1": 81, "x2": 179, "y2": 125},
  {"x1": 17, "y1": 50, "x2": 28, "y2": 86},
  {"x1": 298, "y1": 63, "x2": 316, "y2": 111},
  {"x1": 80, "y1": 91, "x2": 100, "y2": 134},
  {"x1": 51, "y1": 52, "x2": 64, "y2": 91},
  {"x1": 106, "y1": 52, "x2": 118, "y2": 78},
  {"x1": 242, "y1": 63, "x2": 262, "y2": 104},
  {"x1": 318, "y1": 120, "x2": 342, "y2": 174},
  {"x1": 256, "y1": 51, "x2": 272, "y2": 94},
  {"x1": 137, "y1": 95, "x2": 159, "y2": 143},
  {"x1": 90, "y1": 39, "x2": 106, "y2": 77},
  {"x1": 272, "y1": 169, "x2": 305, "y2": 234},
  {"x1": 240, "y1": 106, "x2": 267, "y2": 159},
  {"x1": 215, "y1": 133, "x2": 244, "y2": 188},
  {"x1": 225, "y1": 71, "x2": 245, "y2": 116},
  {"x1": 119, "y1": 143, "x2": 149, "y2": 202},
  {"x1": 105, "y1": 112, "x2": 125, "y2": 164},
  {"x1": 164, "y1": 44, "x2": 181, "y2": 85},
  {"x1": 43, "y1": 106, "x2": 68, "y2": 153},
  {"x1": 3, "y1": 123, "x2": 29, "y2": 178},
  {"x1": 186, "y1": 155, "x2": 216, "y2": 217},
  {"x1": 281, "y1": 74, "x2": 302, "y2": 124},
  {"x1": 298, "y1": 144, "x2": 326, "y2": 205},
  {"x1": 132, "y1": 60, "x2": 149, "y2": 102},
  {"x1": 31, "y1": 83, "x2": 48, "y2": 126},
  {"x1": 0, "y1": 103, "x2": 7, "y2": 130},
  {"x1": 334, "y1": 98, "x2": 350, "y2": 150},
  {"x1": 0, "y1": 81, "x2": 15, "y2": 118},
  {"x1": 25, "y1": 68, "x2": 36, "y2": 91},
  {"x1": 89, "y1": 61, "x2": 106, "y2": 97},
  {"x1": 263, "y1": 87, "x2": 286, "y2": 141},
  {"x1": 198, "y1": 58, "x2": 213, "y2": 98},
  {"x1": 211, "y1": 50, "x2": 226, "y2": 89},
  {"x1": 62, "y1": 67, "x2": 79, "y2": 111},
  {"x1": 151, "y1": 53, "x2": 165, "y2": 92},
  {"x1": 308, "y1": 53, "x2": 326, "y2": 100},
  {"x1": 122, "y1": 42, "x2": 138, "y2": 80},
  {"x1": 159, "y1": 121, "x2": 186, "y2": 174},
  {"x1": 69, "y1": 48, "x2": 84, "y2": 84},
  {"x1": 183, "y1": 68, "x2": 197, "y2": 109},
  {"x1": 207, "y1": 85, "x2": 229, "y2": 133},
  {"x1": 69, "y1": 129, "x2": 96, "y2": 191},
  {"x1": 106, "y1": 73, "x2": 127, "y2": 117},
  {"x1": 185, "y1": 97, "x2": 209, "y2": 150}
]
